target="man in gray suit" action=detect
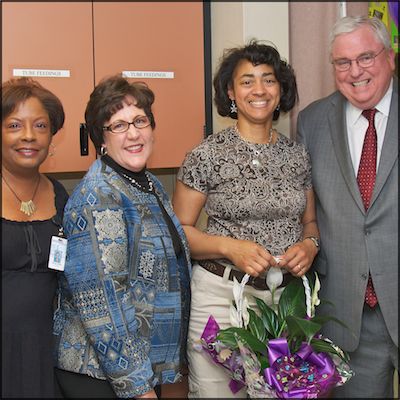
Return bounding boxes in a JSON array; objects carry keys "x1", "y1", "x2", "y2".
[{"x1": 297, "y1": 16, "x2": 398, "y2": 398}]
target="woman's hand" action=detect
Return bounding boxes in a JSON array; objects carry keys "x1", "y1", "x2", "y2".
[
  {"x1": 278, "y1": 239, "x2": 318, "y2": 277},
  {"x1": 224, "y1": 237, "x2": 277, "y2": 277}
]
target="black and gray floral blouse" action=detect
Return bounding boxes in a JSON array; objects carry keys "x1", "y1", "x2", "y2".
[{"x1": 177, "y1": 125, "x2": 312, "y2": 259}]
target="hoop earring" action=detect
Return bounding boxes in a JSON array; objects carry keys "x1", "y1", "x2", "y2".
[
  {"x1": 49, "y1": 143, "x2": 56, "y2": 157},
  {"x1": 230, "y1": 99, "x2": 237, "y2": 114},
  {"x1": 275, "y1": 104, "x2": 280, "y2": 112},
  {"x1": 100, "y1": 145, "x2": 107, "y2": 156}
]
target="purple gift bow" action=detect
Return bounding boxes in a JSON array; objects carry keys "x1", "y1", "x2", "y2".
[{"x1": 264, "y1": 338, "x2": 340, "y2": 398}]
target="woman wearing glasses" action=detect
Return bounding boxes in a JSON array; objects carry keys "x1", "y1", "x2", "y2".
[{"x1": 54, "y1": 75, "x2": 191, "y2": 398}]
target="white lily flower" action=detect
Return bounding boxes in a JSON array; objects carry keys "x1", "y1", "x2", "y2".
[
  {"x1": 266, "y1": 267, "x2": 283, "y2": 292},
  {"x1": 230, "y1": 275, "x2": 251, "y2": 328},
  {"x1": 310, "y1": 272, "x2": 321, "y2": 317},
  {"x1": 232, "y1": 277, "x2": 242, "y2": 308},
  {"x1": 242, "y1": 296, "x2": 250, "y2": 328},
  {"x1": 230, "y1": 304, "x2": 241, "y2": 327}
]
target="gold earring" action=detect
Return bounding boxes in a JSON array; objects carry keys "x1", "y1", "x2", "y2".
[{"x1": 49, "y1": 143, "x2": 56, "y2": 157}]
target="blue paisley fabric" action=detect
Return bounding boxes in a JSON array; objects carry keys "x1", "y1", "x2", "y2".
[{"x1": 54, "y1": 159, "x2": 191, "y2": 397}]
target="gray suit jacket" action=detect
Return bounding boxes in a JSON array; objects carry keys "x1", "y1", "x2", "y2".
[{"x1": 297, "y1": 77, "x2": 398, "y2": 351}]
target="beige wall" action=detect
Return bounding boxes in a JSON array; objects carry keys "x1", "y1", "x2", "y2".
[{"x1": 289, "y1": 2, "x2": 369, "y2": 138}]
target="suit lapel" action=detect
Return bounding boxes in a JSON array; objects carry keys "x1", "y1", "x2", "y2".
[
  {"x1": 328, "y1": 95, "x2": 366, "y2": 213},
  {"x1": 370, "y1": 79, "x2": 398, "y2": 209}
]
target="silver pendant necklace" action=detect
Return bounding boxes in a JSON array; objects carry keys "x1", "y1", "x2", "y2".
[
  {"x1": 121, "y1": 172, "x2": 154, "y2": 192},
  {"x1": 234, "y1": 124, "x2": 274, "y2": 167},
  {"x1": 2, "y1": 174, "x2": 41, "y2": 216}
]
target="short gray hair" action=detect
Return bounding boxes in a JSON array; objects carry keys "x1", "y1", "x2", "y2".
[{"x1": 329, "y1": 16, "x2": 391, "y2": 55}]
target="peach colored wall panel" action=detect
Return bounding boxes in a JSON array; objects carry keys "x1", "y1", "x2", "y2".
[
  {"x1": 2, "y1": 2, "x2": 96, "y2": 173},
  {"x1": 93, "y1": 2, "x2": 206, "y2": 168}
]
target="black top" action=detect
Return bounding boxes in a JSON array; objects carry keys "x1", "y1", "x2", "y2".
[
  {"x1": 1, "y1": 177, "x2": 68, "y2": 398},
  {"x1": 102, "y1": 154, "x2": 152, "y2": 191}
]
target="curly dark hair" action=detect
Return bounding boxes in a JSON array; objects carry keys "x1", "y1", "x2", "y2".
[
  {"x1": 213, "y1": 39, "x2": 298, "y2": 121},
  {"x1": 2, "y1": 77, "x2": 65, "y2": 135},
  {"x1": 85, "y1": 74, "x2": 156, "y2": 154}
]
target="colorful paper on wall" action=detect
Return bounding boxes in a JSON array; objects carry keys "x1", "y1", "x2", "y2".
[
  {"x1": 368, "y1": 2, "x2": 389, "y2": 26},
  {"x1": 388, "y1": 2, "x2": 398, "y2": 52},
  {"x1": 369, "y1": 2, "x2": 398, "y2": 52}
]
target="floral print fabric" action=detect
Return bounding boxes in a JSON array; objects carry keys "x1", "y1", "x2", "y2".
[{"x1": 177, "y1": 126, "x2": 312, "y2": 257}]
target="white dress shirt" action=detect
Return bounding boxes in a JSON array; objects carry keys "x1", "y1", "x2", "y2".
[{"x1": 346, "y1": 78, "x2": 393, "y2": 175}]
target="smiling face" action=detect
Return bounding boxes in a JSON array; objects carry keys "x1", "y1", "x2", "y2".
[
  {"x1": 2, "y1": 97, "x2": 53, "y2": 174},
  {"x1": 228, "y1": 60, "x2": 281, "y2": 126},
  {"x1": 102, "y1": 97, "x2": 154, "y2": 172},
  {"x1": 331, "y1": 25, "x2": 395, "y2": 110}
]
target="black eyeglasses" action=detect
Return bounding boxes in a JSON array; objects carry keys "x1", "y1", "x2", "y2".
[
  {"x1": 103, "y1": 115, "x2": 151, "y2": 134},
  {"x1": 331, "y1": 47, "x2": 386, "y2": 72}
]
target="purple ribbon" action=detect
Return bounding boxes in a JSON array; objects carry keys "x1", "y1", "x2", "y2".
[
  {"x1": 264, "y1": 338, "x2": 340, "y2": 398},
  {"x1": 200, "y1": 316, "x2": 246, "y2": 393}
]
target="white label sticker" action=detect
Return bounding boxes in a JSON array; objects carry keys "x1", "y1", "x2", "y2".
[
  {"x1": 13, "y1": 69, "x2": 71, "y2": 78},
  {"x1": 48, "y1": 236, "x2": 68, "y2": 271},
  {"x1": 122, "y1": 70, "x2": 174, "y2": 79}
]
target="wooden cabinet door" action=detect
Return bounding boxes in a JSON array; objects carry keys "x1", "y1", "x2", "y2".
[
  {"x1": 93, "y1": 2, "x2": 205, "y2": 168},
  {"x1": 2, "y1": 2, "x2": 96, "y2": 173}
]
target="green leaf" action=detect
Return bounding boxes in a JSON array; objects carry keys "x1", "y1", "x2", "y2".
[
  {"x1": 312, "y1": 315, "x2": 349, "y2": 329},
  {"x1": 288, "y1": 336, "x2": 304, "y2": 354},
  {"x1": 248, "y1": 309, "x2": 267, "y2": 343},
  {"x1": 310, "y1": 338, "x2": 350, "y2": 362},
  {"x1": 278, "y1": 279, "x2": 306, "y2": 321},
  {"x1": 259, "y1": 354, "x2": 270, "y2": 369},
  {"x1": 217, "y1": 327, "x2": 268, "y2": 355},
  {"x1": 319, "y1": 298, "x2": 336, "y2": 308},
  {"x1": 216, "y1": 328, "x2": 240, "y2": 348},
  {"x1": 286, "y1": 315, "x2": 322, "y2": 342},
  {"x1": 255, "y1": 297, "x2": 279, "y2": 338}
]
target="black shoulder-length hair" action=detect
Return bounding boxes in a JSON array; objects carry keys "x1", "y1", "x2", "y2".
[{"x1": 213, "y1": 39, "x2": 298, "y2": 121}]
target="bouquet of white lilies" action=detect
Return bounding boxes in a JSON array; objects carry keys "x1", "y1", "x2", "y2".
[{"x1": 198, "y1": 268, "x2": 353, "y2": 398}]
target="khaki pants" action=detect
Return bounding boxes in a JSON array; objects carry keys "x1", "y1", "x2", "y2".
[{"x1": 187, "y1": 263, "x2": 283, "y2": 398}]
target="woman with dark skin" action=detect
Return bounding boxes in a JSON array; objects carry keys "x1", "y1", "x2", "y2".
[{"x1": 2, "y1": 77, "x2": 68, "y2": 398}]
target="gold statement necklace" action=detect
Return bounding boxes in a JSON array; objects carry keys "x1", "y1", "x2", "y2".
[{"x1": 2, "y1": 174, "x2": 41, "y2": 216}]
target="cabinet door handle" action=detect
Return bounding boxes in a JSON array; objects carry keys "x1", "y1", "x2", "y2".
[{"x1": 80, "y1": 123, "x2": 89, "y2": 156}]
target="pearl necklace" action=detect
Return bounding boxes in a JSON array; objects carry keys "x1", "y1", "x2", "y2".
[
  {"x1": 121, "y1": 172, "x2": 154, "y2": 192},
  {"x1": 234, "y1": 124, "x2": 274, "y2": 167}
]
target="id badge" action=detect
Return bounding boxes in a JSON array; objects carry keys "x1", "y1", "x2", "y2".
[{"x1": 48, "y1": 236, "x2": 68, "y2": 271}]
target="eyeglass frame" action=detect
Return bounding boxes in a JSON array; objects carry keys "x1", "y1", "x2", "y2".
[
  {"x1": 103, "y1": 115, "x2": 151, "y2": 134},
  {"x1": 331, "y1": 47, "x2": 386, "y2": 72}
]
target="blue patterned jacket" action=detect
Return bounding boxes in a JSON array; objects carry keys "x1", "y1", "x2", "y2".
[{"x1": 54, "y1": 159, "x2": 191, "y2": 397}]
